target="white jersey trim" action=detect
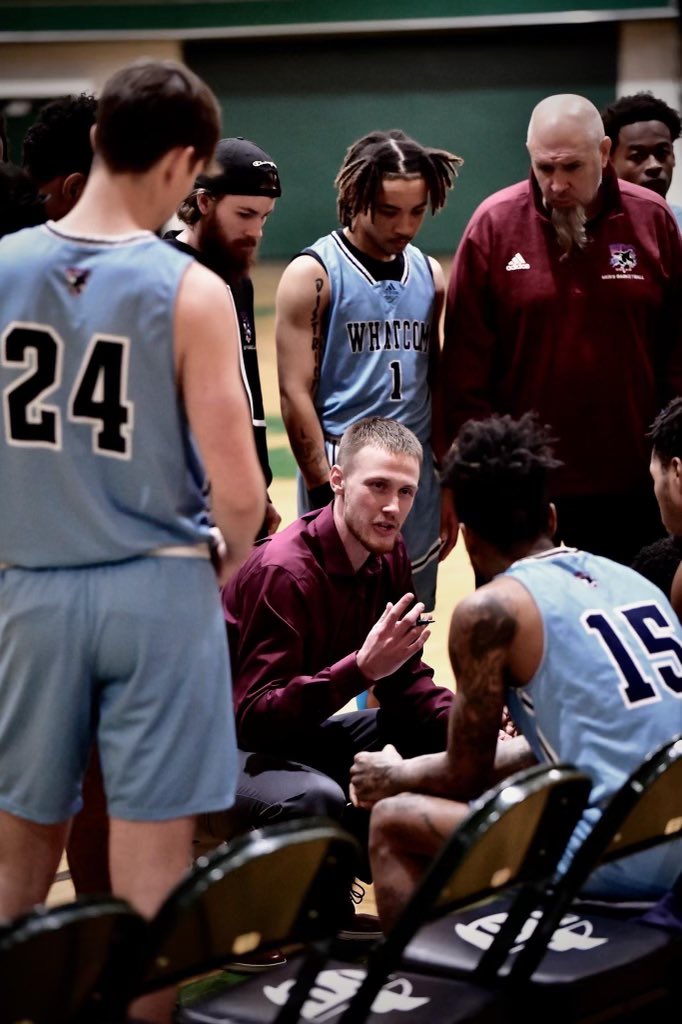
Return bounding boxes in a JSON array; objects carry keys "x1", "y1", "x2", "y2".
[
  {"x1": 330, "y1": 230, "x2": 412, "y2": 287},
  {"x1": 44, "y1": 222, "x2": 154, "y2": 247}
]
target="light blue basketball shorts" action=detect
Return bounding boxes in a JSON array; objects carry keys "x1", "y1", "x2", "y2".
[
  {"x1": 0, "y1": 555, "x2": 237, "y2": 824},
  {"x1": 297, "y1": 438, "x2": 441, "y2": 611},
  {"x1": 581, "y1": 840, "x2": 682, "y2": 901}
]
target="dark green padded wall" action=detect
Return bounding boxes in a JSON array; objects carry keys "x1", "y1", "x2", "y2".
[
  {"x1": 0, "y1": 1, "x2": 667, "y2": 33},
  {"x1": 186, "y1": 24, "x2": 618, "y2": 259}
]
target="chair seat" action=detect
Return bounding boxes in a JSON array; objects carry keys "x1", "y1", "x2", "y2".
[
  {"x1": 179, "y1": 955, "x2": 504, "y2": 1024},
  {"x1": 403, "y1": 898, "x2": 682, "y2": 1020}
]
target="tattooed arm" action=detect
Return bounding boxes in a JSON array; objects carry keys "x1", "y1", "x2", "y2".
[
  {"x1": 441, "y1": 587, "x2": 518, "y2": 796},
  {"x1": 351, "y1": 578, "x2": 537, "y2": 808},
  {"x1": 276, "y1": 254, "x2": 331, "y2": 489}
]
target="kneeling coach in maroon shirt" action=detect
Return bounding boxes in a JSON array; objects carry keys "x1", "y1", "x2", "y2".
[{"x1": 217, "y1": 417, "x2": 452, "y2": 857}]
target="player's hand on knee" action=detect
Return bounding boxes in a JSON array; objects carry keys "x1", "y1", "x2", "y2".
[
  {"x1": 356, "y1": 593, "x2": 431, "y2": 681},
  {"x1": 350, "y1": 744, "x2": 404, "y2": 808}
]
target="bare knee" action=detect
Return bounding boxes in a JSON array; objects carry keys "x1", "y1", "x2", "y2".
[
  {"x1": 369, "y1": 793, "x2": 426, "y2": 863},
  {"x1": 370, "y1": 791, "x2": 470, "y2": 864}
]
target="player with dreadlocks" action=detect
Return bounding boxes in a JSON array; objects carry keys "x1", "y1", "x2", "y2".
[
  {"x1": 350, "y1": 412, "x2": 682, "y2": 927},
  {"x1": 276, "y1": 129, "x2": 463, "y2": 615}
]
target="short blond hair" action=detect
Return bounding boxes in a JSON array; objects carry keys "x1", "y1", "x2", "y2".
[{"x1": 337, "y1": 417, "x2": 423, "y2": 468}]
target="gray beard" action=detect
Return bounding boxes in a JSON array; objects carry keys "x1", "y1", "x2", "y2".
[{"x1": 550, "y1": 204, "x2": 588, "y2": 258}]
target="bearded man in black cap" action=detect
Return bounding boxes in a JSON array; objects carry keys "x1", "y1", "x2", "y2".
[{"x1": 166, "y1": 137, "x2": 282, "y2": 536}]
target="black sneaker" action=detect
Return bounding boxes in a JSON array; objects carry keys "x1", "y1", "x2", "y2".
[
  {"x1": 223, "y1": 949, "x2": 288, "y2": 972},
  {"x1": 337, "y1": 882, "x2": 382, "y2": 942}
]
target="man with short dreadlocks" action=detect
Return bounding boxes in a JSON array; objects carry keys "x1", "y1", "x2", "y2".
[{"x1": 276, "y1": 129, "x2": 463, "y2": 612}]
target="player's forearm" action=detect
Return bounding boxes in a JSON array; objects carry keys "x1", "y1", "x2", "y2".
[
  {"x1": 280, "y1": 391, "x2": 330, "y2": 489},
  {"x1": 211, "y1": 478, "x2": 265, "y2": 570},
  {"x1": 490, "y1": 735, "x2": 536, "y2": 783},
  {"x1": 396, "y1": 751, "x2": 454, "y2": 796}
]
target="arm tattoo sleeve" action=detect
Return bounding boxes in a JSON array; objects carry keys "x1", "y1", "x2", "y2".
[
  {"x1": 447, "y1": 595, "x2": 518, "y2": 796},
  {"x1": 310, "y1": 277, "x2": 323, "y2": 388}
]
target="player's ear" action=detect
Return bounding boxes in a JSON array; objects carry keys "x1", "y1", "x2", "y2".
[
  {"x1": 196, "y1": 190, "x2": 214, "y2": 215},
  {"x1": 63, "y1": 172, "x2": 86, "y2": 207},
  {"x1": 160, "y1": 145, "x2": 197, "y2": 185},
  {"x1": 181, "y1": 145, "x2": 201, "y2": 178},
  {"x1": 329, "y1": 464, "x2": 344, "y2": 494},
  {"x1": 547, "y1": 502, "x2": 558, "y2": 540}
]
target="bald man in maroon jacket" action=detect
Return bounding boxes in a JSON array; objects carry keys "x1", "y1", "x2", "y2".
[{"x1": 443, "y1": 93, "x2": 682, "y2": 566}]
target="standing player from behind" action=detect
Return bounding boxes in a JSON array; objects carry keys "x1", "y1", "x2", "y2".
[
  {"x1": 0, "y1": 60, "x2": 264, "y2": 1023},
  {"x1": 276, "y1": 130, "x2": 463, "y2": 611}
]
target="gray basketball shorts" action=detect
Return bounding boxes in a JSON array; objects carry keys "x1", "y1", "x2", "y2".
[{"x1": 0, "y1": 556, "x2": 237, "y2": 824}]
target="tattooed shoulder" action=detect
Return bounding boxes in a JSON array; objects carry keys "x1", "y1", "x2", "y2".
[
  {"x1": 451, "y1": 590, "x2": 518, "y2": 665},
  {"x1": 469, "y1": 594, "x2": 517, "y2": 659}
]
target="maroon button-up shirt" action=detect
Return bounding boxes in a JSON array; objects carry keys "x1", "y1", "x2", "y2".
[{"x1": 222, "y1": 504, "x2": 452, "y2": 752}]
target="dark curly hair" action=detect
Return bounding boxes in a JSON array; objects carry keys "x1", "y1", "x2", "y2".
[
  {"x1": 441, "y1": 413, "x2": 562, "y2": 552},
  {"x1": 335, "y1": 129, "x2": 463, "y2": 228},
  {"x1": 22, "y1": 93, "x2": 98, "y2": 186},
  {"x1": 601, "y1": 92, "x2": 681, "y2": 148},
  {"x1": 0, "y1": 162, "x2": 47, "y2": 238},
  {"x1": 648, "y1": 397, "x2": 682, "y2": 468}
]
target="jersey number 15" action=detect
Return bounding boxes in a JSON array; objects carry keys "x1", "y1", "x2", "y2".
[{"x1": 583, "y1": 602, "x2": 682, "y2": 707}]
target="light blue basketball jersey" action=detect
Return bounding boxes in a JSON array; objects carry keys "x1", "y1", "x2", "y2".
[
  {"x1": 309, "y1": 232, "x2": 435, "y2": 443},
  {"x1": 0, "y1": 223, "x2": 210, "y2": 567},
  {"x1": 505, "y1": 547, "x2": 682, "y2": 864}
]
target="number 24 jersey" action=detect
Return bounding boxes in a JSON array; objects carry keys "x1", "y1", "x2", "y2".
[{"x1": 0, "y1": 223, "x2": 210, "y2": 567}]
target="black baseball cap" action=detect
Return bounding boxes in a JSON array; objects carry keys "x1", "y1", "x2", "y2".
[{"x1": 195, "y1": 137, "x2": 282, "y2": 198}]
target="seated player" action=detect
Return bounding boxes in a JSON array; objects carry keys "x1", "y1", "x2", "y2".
[{"x1": 350, "y1": 413, "x2": 682, "y2": 928}]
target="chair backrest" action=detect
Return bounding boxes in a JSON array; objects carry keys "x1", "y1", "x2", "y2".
[
  {"x1": 0, "y1": 896, "x2": 143, "y2": 1024},
  {"x1": 601, "y1": 735, "x2": 682, "y2": 863},
  {"x1": 403, "y1": 763, "x2": 591, "y2": 925},
  {"x1": 136, "y1": 818, "x2": 360, "y2": 994},
  {"x1": 508, "y1": 734, "x2": 682, "y2": 983},
  {"x1": 334, "y1": 763, "x2": 592, "y2": 1024}
]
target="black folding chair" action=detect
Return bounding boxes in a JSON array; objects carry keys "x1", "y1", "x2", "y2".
[
  {"x1": 179, "y1": 763, "x2": 591, "y2": 1024},
  {"x1": 0, "y1": 895, "x2": 144, "y2": 1024},
  {"x1": 121, "y1": 819, "x2": 360, "y2": 1011},
  {"x1": 403, "y1": 735, "x2": 682, "y2": 1022}
]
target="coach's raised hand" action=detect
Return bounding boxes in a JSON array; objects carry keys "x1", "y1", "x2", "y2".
[{"x1": 356, "y1": 592, "x2": 431, "y2": 681}]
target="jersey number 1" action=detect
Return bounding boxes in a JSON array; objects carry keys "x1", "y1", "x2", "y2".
[
  {"x1": 389, "y1": 360, "x2": 403, "y2": 401},
  {"x1": 2, "y1": 323, "x2": 133, "y2": 458}
]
